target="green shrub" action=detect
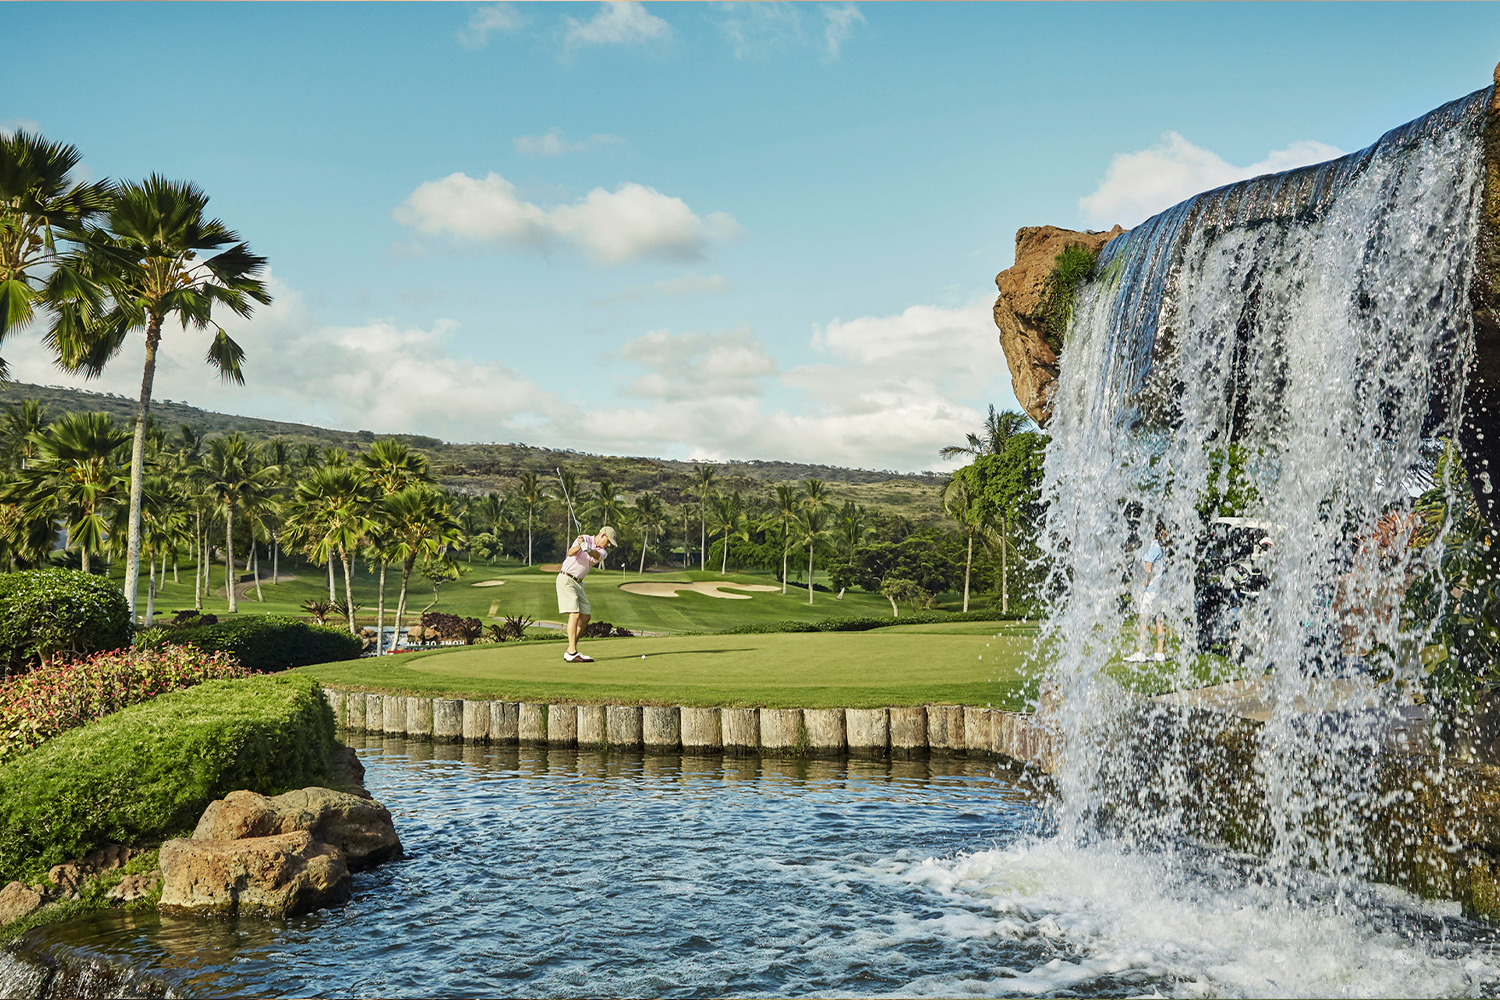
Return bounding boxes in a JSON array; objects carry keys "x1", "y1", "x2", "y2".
[
  {"x1": 1039, "y1": 242, "x2": 1101, "y2": 351},
  {"x1": 0, "y1": 673, "x2": 336, "y2": 884},
  {"x1": 144, "y1": 614, "x2": 363, "y2": 673},
  {"x1": 719, "y1": 610, "x2": 1022, "y2": 635},
  {"x1": 0, "y1": 570, "x2": 132, "y2": 677},
  {"x1": 0, "y1": 645, "x2": 248, "y2": 763}
]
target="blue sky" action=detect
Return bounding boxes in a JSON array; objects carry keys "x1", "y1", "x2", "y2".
[{"x1": 4, "y1": 2, "x2": 1499, "y2": 472}]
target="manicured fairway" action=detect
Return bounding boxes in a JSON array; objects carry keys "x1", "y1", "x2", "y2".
[{"x1": 295, "y1": 626, "x2": 1043, "y2": 710}]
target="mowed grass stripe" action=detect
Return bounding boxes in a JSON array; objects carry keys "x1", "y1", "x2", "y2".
[{"x1": 295, "y1": 631, "x2": 1041, "y2": 710}]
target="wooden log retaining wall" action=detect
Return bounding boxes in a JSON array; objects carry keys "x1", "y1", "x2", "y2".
[{"x1": 320, "y1": 688, "x2": 1060, "y2": 772}]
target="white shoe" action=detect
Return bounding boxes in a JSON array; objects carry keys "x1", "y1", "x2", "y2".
[
  {"x1": 1153, "y1": 652, "x2": 1166, "y2": 662},
  {"x1": 1123, "y1": 651, "x2": 1147, "y2": 663}
]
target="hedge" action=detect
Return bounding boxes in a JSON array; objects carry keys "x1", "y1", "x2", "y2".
[
  {"x1": 0, "y1": 646, "x2": 248, "y2": 763},
  {"x1": 0, "y1": 570, "x2": 133, "y2": 676},
  {"x1": 718, "y1": 610, "x2": 1033, "y2": 635},
  {"x1": 0, "y1": 673, "x2": 337, "y2": 884},
  {"x1": 139, "y1": 614, "x2": 363, "y2": 673}
]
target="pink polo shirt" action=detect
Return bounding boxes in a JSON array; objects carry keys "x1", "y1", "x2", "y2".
[{"x1": 559, "y1": 535, "x2": 606, "y2": 580}]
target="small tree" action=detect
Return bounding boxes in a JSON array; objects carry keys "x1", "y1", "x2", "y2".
[{"x1": 879, "y1": 577, "x2": 933, "y2": 617}]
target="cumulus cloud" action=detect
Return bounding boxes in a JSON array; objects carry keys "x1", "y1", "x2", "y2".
[
  {"x1": 1079, "y1": 132, "x2": 1345, "y2": 229},
  {"x1": 821, "y1": 4, "x2": 865, "y2": 58},
  {"x1": 565, "y1": 1, "x2": 670, "y2": 46},
  {"x1": 513, "y1": 129, "x2": 624, "y2": 157},
  {"x1": 457, "y1": 4, "x2": 524, "y2": 49},
  {"x1": 0, "y1": 118, "x2": 42, "y2": 138},
  {"x1": 394, "y1": 172, "x2": 739, "y2": 265},
  {"x1": 3, "y1": 273, "x2": 1006, "y2": 472}
]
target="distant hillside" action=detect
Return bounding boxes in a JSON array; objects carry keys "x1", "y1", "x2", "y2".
[{"x1": 0, "y1": 381, "x2": 947, "y2": 522}]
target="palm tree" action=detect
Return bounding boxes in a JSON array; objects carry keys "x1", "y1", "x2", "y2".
[
  {"x1": 361, "y1": 439, "x2": 430, "y2": 492},
  {"x1": 940, "y1": 405, "x2": 1034, "y2": 461},
  {"x1": 0, "y1": 401, "x2": 49, "y2": 470},
  {"x1": 290, "y1": 465, "x2": 376, "y2": 633},
  {"x1": 833, "y1": 500, "x2": 873, "y2": 599},
  {"x1": 591, "y1": 478, "x2": 625, "y2": 531},
  {"x1": 711, "y1": 491, "x2": 748, "y2": 575},
  {"x1": 383, "y1": 486, "x2": 460, "y2": 648},
  {"x1": 693, "y1": 464, "x2": 717, "y2": 573},
  {"x1": 49, "y1": 176, "x2": 270, "y2": 622},
  {"x1": 943, "y1": 473, "x2": 995, "y2": 613},
  {"x1": 634, "y1": 493, "x2": 665, "y2": 574},
  {"x1": 517, "y1": 471, "x2": 547, "y2": 565},
  {"x1": 7, "y1": 412, "x2": 130, "y2": 573},
  {"x1": 762, "y1": 484, "x2": 800, "y2": 594},
  {"x1": 789, "y1": 505, "x2": 833, "y2": 605},
  {"x1": 0, "y1": 130, "x2": 111, "y2": 377},
  {"x1": 194, "y1": 434, "x2": 274, "y2": 614}
]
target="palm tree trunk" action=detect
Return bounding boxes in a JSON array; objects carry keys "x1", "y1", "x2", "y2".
[
  {"x1": 807, "y1": 546, "x2": 815, "y2": 605},
  {"x1": 194, "y1": 513, "x2": 204, "y2": 611},
  {"x1": 394, "y1": 557, "x2": 414, "y2": 650},
  {"x1": 376, "y1": 560, "x2": 388, "y2": 654},
  {"x1": 526, "y1": 510, "x2": 533, "y2": 565},
  {"x1": 782, "y1": 534, "x2": 788, "y2": 594},
  {"x1": 962, "y1": 529, "x2": 973, "y2": 613},
  {"x1": 272, "y1": 531, "x2": 279, "y2": 583},
  {"x1": 639, "y1": 530, "x2": 647, "y2": 575},
  {"x1": 327, "y1": 557, "x2": 336, "y2": 602},
  {"x1": 123, "y1": 314, "x2": 164, "y2": 622},
  {"x1": 225, "y1": 505, "x2": 237, "y2": 613},
  {"x1": 341, "y1": 549, "x2": 356, "y2": 633},
  {"x1": 146, "y1": 553, "x2": 156, "y2": 626},
  {"x1": 252, "y1": 541, "x2": 264, "y2": 602},
  {"x1": 721, "y1": 531, "x2": 728, "y2": 575},
  {"x1": 80, "y1": 544, "x2": 89, "y2": 575},
  {"x1": 700, "y1": 516, "x2": 706, "y2": 573},
  {"x1": 682, "y1": 509, "x2": 689, "y2": 567}
]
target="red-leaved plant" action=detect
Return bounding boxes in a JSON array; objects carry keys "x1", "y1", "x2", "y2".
[{"x1": 0, "y1": 646, "x2": 248, "y2": 763}]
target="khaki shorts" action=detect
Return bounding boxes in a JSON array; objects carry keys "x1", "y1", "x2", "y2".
[{"x1": 556, "y1": 573, "x2": 589, "y2": 615}]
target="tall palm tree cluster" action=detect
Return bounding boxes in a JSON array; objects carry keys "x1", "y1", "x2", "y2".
[
  {"x1": 1, "y1": 129, "x2": 271, "y2": 622},
  {"x1": 0, "y1": 410, "x2": 465, "y2": 646}
]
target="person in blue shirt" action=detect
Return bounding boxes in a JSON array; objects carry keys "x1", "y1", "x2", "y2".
[{"x1": 1125, "y1": 524, "x2": 1167, "y2": 663}]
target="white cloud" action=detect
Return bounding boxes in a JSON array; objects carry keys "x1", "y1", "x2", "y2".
[
  {"x1": 821, "y1": 4, "x2": 865, "y2": 58},
  {"x1": 457, "y1": 4, "x2": 524, "y2": 49},
  {"x1": 0, "y1": 119, "x2": 41, "y2": 139},
  {"x1": 513, "y1": 129, "x2": 624, "y2": 157},
  {"x1": 565, "y1": 1, "x2": 670, "y2": 46},
  {"x1": 2, "y1": 275, "x2": 1006, "y2": 473},
  {"x1": 394, "y1": 172, "x2": 740, "y2": 266},
  {"x1": 1079, "y1": 132, "x2": 1344, "y2": 229},
  {"x1": 714, "y1": 2, "x2": 805, "y2": 58}
]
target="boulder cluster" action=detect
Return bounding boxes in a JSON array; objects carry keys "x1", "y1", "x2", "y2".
[{"x1": 0, "y1": 762, "x2": 401, "y2": 926}]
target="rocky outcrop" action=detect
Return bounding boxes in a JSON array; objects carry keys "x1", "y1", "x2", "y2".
[
  {"x1": 0, "y1": 882, "x2": 44, "y2": 926},
  {"x1": 993, "y1": 224, "x2": 1125, "y2": 425},
  {"x1": 192, "y1": 787, "x2": 400, "y2": 870},
  {"x1": 158, "y1": 831, "x2": 349, "y2": 918},
  {"x1": 159, "y1": 784, "x2": 401, "y2": 919}
]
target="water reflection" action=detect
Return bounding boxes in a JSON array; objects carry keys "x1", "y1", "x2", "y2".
[{"x1": 14, "y1": 739, "x2": 1038, "y2": 999}]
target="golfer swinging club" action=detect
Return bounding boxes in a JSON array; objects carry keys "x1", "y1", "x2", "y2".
[{"x1": 557, "y1": 524, "x2": 617, "y2": 663}]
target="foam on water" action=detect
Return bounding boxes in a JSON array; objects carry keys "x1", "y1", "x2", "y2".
[{"x1": 889, "y1": 838, "x2": 1500, "y2": 998}]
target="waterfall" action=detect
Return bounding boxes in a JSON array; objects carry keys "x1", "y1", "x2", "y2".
[{"x1": 1041, "y1": 86, "x2": 1491, "y2": 881}]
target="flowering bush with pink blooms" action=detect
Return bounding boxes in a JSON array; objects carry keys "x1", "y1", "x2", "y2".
[{"x1": 0, "y1": 645, "x2": 248, "y2": 763}]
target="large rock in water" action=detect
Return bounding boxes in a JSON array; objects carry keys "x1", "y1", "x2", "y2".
[
  {"x1": 192, "y1": 787, "x2": 401, "y2": 870},
  {"x1": 158, "y1": 831, "x2": 349, "y2": 918},
  {"x1": 993, "y1": 224, "x2": 1124, "y2": 425}
]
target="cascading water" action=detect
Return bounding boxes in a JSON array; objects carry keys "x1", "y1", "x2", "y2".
[{"x1": 1041, "y1": 86, "x2": 1491, "y2": 884}]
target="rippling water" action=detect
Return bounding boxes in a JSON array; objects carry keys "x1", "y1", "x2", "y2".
[{"x1": 14, "y1": 738, "x2": 1500, "y2": 998}]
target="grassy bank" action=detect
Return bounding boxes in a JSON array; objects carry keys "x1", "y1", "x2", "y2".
[
  {"x1": 296, "y1": 621, "x2": 1043, "y2": 710},
  {"x1": 0, "y1": 673, "x2": 338, "y2": 885}
]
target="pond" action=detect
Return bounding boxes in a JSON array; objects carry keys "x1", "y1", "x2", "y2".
[{"x1": 9, "y1": 737, "x2": 1500, "y2": 998}]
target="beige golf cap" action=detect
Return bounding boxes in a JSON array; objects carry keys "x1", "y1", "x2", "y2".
[{"x1": 597, "y1": 525, "x2": 619, "y2": 546}]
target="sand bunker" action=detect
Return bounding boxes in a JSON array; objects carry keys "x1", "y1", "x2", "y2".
[
  {"x1": 619, "y1": 581, "x2": 781, "y2": 600},
  {"x1": 471, "y1": 580, "x2": 507, "y2": 587}
]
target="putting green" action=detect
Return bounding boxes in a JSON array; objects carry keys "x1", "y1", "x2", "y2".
[{"x1": 296, "y1": 628, "x2": 1043, "y2": 710}]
